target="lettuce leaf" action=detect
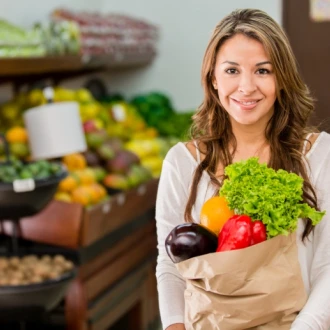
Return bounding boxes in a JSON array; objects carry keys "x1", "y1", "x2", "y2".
[{"x1": 219, "y1": 157, "x2": 325, "y2": 238}]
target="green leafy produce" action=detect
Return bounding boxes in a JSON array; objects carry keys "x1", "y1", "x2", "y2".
[
  {"x1": 220, "y1": 157, "x2": 325, "y2": 238},
  {"x1": 131, "y1": 92, "x2": 194, "y2": 139},
  {"x1": 0, "y1": 158, "x2": 62, "y2": 183}
]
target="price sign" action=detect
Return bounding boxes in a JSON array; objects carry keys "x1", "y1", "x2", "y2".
[{"x1": 13, "y1": 179, "x2": 36, "y2": 193}]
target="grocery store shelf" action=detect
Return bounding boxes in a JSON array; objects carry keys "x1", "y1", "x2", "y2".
[{"x1": 0, "y1": 51, "x2": 156, "y2": 85}]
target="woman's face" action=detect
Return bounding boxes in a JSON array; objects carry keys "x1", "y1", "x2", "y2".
[{"x1": 213, "y1": 34, "x2": 277, "y2": 129}]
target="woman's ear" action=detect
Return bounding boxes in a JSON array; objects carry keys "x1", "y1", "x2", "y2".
[{"x1": 212, "y1": 78, "x2": 218, "y2": 90}]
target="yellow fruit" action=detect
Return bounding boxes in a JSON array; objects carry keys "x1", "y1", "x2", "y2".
[
  {"x1": 79, "y1": 103, "x2": 100, "y2": 121},
  {"x1": 75, "y1": 88, "x2": 94, "y2": 103},
  {"x1": 58, "y1": 175, "x2": 78, "y2": 192},
  {"x1": 200, "y1": 196, "x2": 235, "y2": 235},
  {"x1": 53, "y1": 87, "x2": 76, "y2": 102},
  {"x1": 145, "y1": 127, "x2": 158, "y2": 138},
  {"x1": 75, "y1": 168, "x2": 96, "y2": 185},
  {"x1": 62, "y1": 153, "x2": 86, "y2": 171},
  {"x1": 9, "y1": 142, "x2": 30, "y2": 159},
  {"x1": 28, "y1": 89, "x2": 46, "y2": 107},
  {"x1": 131, "y1": 127, "x2": 158, "y2": 140},
  {"x1": 141, "y1": 156, "x2": 163, "y2": 174},
  {"x1": 71, "y1": 186, "x2": 93, "y2": 206},
  {"x1": 93, "y1": 118, "x2": 104, "y2": 129},
  {"x1": 1, "y1": 103, "x2": 21, "y2": 121},
  {"x1": 6, "y1": 127, "x2": 28, "y2": 144},
  {"x1": 54, "y1": 192, "x2": 72, "y2": 203}
]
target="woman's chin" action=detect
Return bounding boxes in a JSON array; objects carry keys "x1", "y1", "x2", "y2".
[{"x1": 230, "y1": 117, "x2": 259, "y2": 127}]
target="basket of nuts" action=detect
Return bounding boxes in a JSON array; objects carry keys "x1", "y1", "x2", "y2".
[{"x1": 0, "y1": 253, "x2": 76, "y2": 311}]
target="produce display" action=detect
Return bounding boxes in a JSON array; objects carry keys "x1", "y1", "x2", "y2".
[
  {"x1": 0, "y1": 10, "x2": 162, "y2": 319},
  {"x1": 0, "y1": 254, "x2": 74, "y2": 286},
  {"x1": 56, "y1": 153, "x2": 107, "y2": 205},
  {"x1": 0, "y1": 86, "x2": 192, "y2": 207},
  {"x1": 165, "y1": 157, "x2": 326, "y2": 263}
]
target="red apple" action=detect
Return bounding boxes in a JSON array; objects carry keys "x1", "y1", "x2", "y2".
[{"x1": 83, "y1": 120, "x2": 98, "y2": 133}]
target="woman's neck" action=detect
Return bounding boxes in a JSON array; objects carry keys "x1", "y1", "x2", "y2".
[{"x1": 231, "y1": 126, "x2": 269, "y2": 163}]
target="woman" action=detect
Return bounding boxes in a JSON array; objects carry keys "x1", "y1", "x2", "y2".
[{"x1": 155, "y1": 8, "x2": 330, "y2": 330}]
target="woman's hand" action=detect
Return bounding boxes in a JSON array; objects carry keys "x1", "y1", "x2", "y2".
[{"x1": 166, "y1": 323, "x2": 186, "y2": 330}]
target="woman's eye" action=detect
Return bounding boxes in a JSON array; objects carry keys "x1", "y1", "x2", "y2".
[
  {"x1": 225, "y1": 68, "x2": 238, "y2": 74},
  {"x1": 257, "y1": 68, "x2": 270, "y2": 75}
]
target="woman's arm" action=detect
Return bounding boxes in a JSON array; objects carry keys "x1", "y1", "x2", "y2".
[
  {"x1": 291, "y1": 146, "x2": 330, "y2": 330},
  {"x1": 156, "y1": 146, "x2": 195, "y2": 329}
]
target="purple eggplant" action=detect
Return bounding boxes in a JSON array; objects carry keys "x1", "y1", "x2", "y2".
[{"x1": 165, "y1": 223, "x2": 218, "y2": 263}]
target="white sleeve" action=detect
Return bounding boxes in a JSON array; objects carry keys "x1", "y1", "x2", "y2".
[
  {"x1": 155, "y1": 150, "x2": 193, "y2": 329},
  {"x1": 291, "y1": 153, "x2": 330, "y2": 330}
]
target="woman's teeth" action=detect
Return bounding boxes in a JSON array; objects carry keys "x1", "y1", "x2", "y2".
[{"x1": 239, "y1": 100, "x2": 257, "y2": 105}]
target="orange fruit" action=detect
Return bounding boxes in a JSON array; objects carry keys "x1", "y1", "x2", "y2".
[
  {"x1": 85, "y1": 183, "x2": 107, "y2": 204},
  {"x1": 71, "y1": 186, "x2": 93, "y2": 206},
  {"x1": 58, "y1": 175, "x2": 78, "y2": 192},
  {"x1": 6, "y1": 127, "x2": 28, "y2": 144},
  {"x1": 200, "y1": 196, "x2": 235, "y2": 235},
  {"x1": 62, "y1": 153, "x2": 86, "y2": 171}
]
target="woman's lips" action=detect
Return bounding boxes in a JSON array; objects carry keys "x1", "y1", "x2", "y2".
[{"x1": 232, "y1": 98, "x2": 260, "y2": 110}]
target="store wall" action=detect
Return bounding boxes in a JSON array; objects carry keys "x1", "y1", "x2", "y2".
[
  {"x1": 0, "y1": 0, "x2": 282, "y2": 111},
  {"x1": 102, "y1": 0, "x2": 283, "y2": 111}
]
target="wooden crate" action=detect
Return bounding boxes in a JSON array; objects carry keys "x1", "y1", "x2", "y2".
[{"x1": 2, "y1": 179, "x2": 159, "y2": 249}]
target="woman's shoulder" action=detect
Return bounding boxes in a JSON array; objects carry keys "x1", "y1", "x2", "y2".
[
  {"x1": 164, "y1": 141, "x2": 199, "y2": 167},
  {"x1": 305, "y1": 132, "x2": 330, "y2": 158}
]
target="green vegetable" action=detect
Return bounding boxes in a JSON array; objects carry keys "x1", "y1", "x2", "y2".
[
  {"x1": 220, "y1": 157, "x2": 325, "y2": 238},
  {"x1": 0, "y1": 159, "x2": 63, "y2": 183}
]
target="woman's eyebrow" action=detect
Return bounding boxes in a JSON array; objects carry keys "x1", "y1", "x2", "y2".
[
  {"x1": 256, "y1": 61, "x2": 272, "y2": 66},
  {"x1": 221, "y1": 61, "x2": 239, "y2": 65},
  {"x1": 220, "y1": 61, "x2": 272, "y2": 66}
]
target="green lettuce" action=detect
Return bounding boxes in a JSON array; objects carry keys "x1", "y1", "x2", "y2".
[{"x1": 220, "y1": 157, "x2": 325, "y2": 238}]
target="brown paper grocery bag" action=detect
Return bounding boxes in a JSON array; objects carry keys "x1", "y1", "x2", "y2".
[{"x1": 176, "y1": 233, "x2": 307, "y2": 330}]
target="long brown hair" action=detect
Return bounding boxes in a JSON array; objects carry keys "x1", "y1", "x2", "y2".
[{"x1": 184, "y1": 8, "x2": 318, "y2": 240}]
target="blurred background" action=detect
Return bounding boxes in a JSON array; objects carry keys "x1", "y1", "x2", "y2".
[{"x1": 0, "y1": 0, "x2": 327, "y2": 329}]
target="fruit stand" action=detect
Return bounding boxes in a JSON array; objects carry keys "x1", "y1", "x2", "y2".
[
  {"x1": 0, "y1": 9, "x2": 195, "y2": 329},
  {"x1": 0, "y1": 51, "x2": 161, "y2": 329}
]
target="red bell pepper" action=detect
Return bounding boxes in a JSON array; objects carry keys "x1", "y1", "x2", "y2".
[
  {"x1": 216, "y1": 215, "x2": 252, "y2": 252},
  {"x1": 216, "y1": 215, "x2": 267, "y2": 252},
  {"x1": 251, "y1": 220, "x2": 267, "y2": 245}
]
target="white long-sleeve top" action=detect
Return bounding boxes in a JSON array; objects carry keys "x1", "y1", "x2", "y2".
[{"x1": 155, "y1": 131, "x2": 330, "y2": 330}]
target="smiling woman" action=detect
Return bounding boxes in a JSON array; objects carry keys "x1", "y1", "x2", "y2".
[{"x1": 155, "y1": 8, "x2": 330, "y2": 330}]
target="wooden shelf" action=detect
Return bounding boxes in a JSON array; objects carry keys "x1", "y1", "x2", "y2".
[
  {"x1": 2, "y1": 178, "x2": 159, "y2": 249},
  {"x1": 0, "y1": 51, "x2": 156, "y2": 85}
]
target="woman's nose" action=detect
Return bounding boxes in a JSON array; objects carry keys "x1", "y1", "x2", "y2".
[{"x1": 238, "y1": 74, "x2": 257, "y2": 95}]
